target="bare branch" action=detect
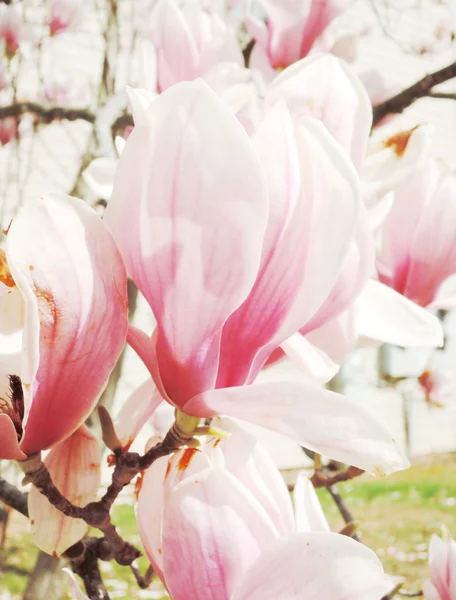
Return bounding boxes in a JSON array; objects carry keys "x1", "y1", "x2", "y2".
[
  {"x1": 372, "y1": 61, "x2": 456, "y2": 125},
  {"x1": 0, "y1": 102, "x2": 95, "y2": 125},
  {"x1": 426, "y1": 92, "x2": 456, "y2": 100}
]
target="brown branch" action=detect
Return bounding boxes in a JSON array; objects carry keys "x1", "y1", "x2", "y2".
[
  {"x1": 242, "y1": 39, "x2": 256, "y2": 68},
  {"x1": 0, "y1": 102, "x2": 95, "y2": 125},
  {"x1": 0, "y1": 477, "x2": 28, "y2": 517},
  {"x1": 426, "y1": 92, "x2": 456, "y2": 100},
  {"x1": 372, "y1": 60, "x2": 456, "y2": 125},
  {"x1": 326, "y1": 486, "x2": 360, "y2": 542},
  {"x1": 311, "y1": 466, "x2": 364, "y2": 488}
]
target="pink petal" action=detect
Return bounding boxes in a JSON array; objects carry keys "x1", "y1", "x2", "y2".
[
  {"x1": 184, "y1": 381, "x2": 409, "y2": 475},
  {"x1": 218, "y1": 112, "x2": 360, "y2": 387},
  {"x1": 405, "y1": 171, "x2": 456, "y2": 306},
  {"x1": 105, "y1": 80, "x2": 268, "y2": 405},
  {"x1": 427, "y1": 535, "x2": 456, "y2": 600},
  {"x1": 232, "y1": 531, "x2": 391, "y2": 600},
  {"x1": 355, "y1": 279, "x2": 443, "y2": 348},
  {"x1": 136, "y1": 455, "x2": 169, "y2": 581},
  {"x1": 28, "y1": 425, "x2": 101, "y2": 556},
  {"x1": 266, "y1": 54, "x2": 372, "y2": 169},
  {"x1": 149, "y1": 0, "x2": 200, "y2": 91},
  {"x1": 7, "y1": 194, "x2": 128, "y2": 456},
  {"x1": 293, "y1": 472, "x2": 330, "y2": 533},
  {"x1": 114, "y1": 378, "x2": 163, "y2": 450},
  {"x1": 305, "y1": 311, "x2": 357, "y2": 363},
  {"x1": 280, "y1": 334, "x2": 339, "y2": 384},
  {"x1": 215, "y1": 417, "x2": 295, "y2": 537},
  {"x1": 162, "y1": 466, "x2": 278, "y2": 600}
]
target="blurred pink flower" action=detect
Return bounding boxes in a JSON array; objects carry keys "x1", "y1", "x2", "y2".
[
  {"x1": 0, "y1": 117, "x2": 18, "y2": 145},
  {"x1": 245, "y1": 0, "x2": 355, "y2": 71},
  {"x1": 0, "y1": 4, "x2": 24, "y2": 57},
  {"x1": 48, "y1": 0, "x2": 83, "y2": 36}
]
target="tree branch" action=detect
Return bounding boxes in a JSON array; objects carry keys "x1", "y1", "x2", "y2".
[
  {"x1": 0, "y1": 477, "x2": 28, "y2": 517},
  {"x1": 372, "y1": 60, "x2": 456, "y2": 125},
  {"x1": 0, "y1": 102, "x2": 95, "y2": 125}
]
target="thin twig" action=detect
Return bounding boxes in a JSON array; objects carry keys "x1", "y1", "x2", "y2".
[
  {"x1": 0, "y1": 102, "x2": 95, "y2": 125},
  {"x1": 326, "y1": 485, "x2": 360, "y2": 542},
  {"x1": 372, "y1": 61, "x2": 456, "y2": 125}
]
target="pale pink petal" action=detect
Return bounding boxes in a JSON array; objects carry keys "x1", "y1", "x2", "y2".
[
  {"x1": 28, "y1": 426, "x2": 101, "y2": 556},
  {"x1": 114, "y1": 378, "x2": 163, "y2": 450},
  {"x1": 363, "y1": 125, "x2": 432, "y2": 212},
  {"x1": 7, "y1": 194, "x2": 128, "y2": 456},
  {"x1": 125, "y1": 85, "x2": 156, "y2": 124},
  {"x1": 138, "y1": 40, "x2": 158, "y2": 93},
  {"x1": 184, "y1": 381, "x2": 409, "y2": 475},
  {"x1": 105, "y1": 80, "x2": 268, "y2": 405},
  {"x1": 149, "y1": 0, "x2": 199, "y2": 91},
  {"x1": 127, "y1": 326, "x2": 170, "y2": 402},
  {"x1": 136, "y1": 455, "x2": 168, "y2": 581},
  {"x1": 422, "y1": 580, "x2": 443, "y2": 600},
  {"x1": 232, "y1": 532, "x2": 391, "y2": 600},
  {"x1": 266, "y1": 54, "x2": 372, "y2": 169},
  {"x1": 306, "y1": 310, "x2": 357, "y2": 363},
  {"x1": 214, "y1": 417, "x2": 295, "y2": 537},
  {"x1": 293, "y1": 472, "x2": 330, "y2": 533},
  {"x1": 82, "y1": 157, "x2": 118, "y2": 200},
  {"x1": 355, "y1": 279, "x2": 443, "y2": 348},
  {"x1": 162, "y1": 466, "x2": 278, "y2": 600},
  {"x1": 427, "y1": 535, "x2": 456, "y2": 600},
  {"x1": 64, "y1": 569, "x2": 90, "y2": 600},
  {"x1": 280, "y1": 334, "x2": 339, "y2": 384}
]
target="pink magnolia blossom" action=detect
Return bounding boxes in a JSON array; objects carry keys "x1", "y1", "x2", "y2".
[
  {"x1": 0, "y1": 194, "x2": 128, "y2": 460},
  {"x1": 378, "y1": 158, "x2": 456, "y2": 308},
  {"x1": 145, "y1": 0, "x2": 243, "y2": 91},
  {"x1": 105, "y1": 79, "x2": 408, "y2": 475},
  {"x1": 28, "y1": 425, "x2": 101, "y2": 556},
  {"x1": 0, "y1": 117, "x2": 18, "y2": 146},
  {"x1": 423, "y1": 534, "x2": 456, "y2": 600},
  {"x1": 132, "y1": 419, "x2": 392, "y2": 600},
  {"x1": 67, "y1": 419, "x2": 392, "y2": 600},
  {"x1": 0, "y1": 4, "x2": 24, "y2": 57},
  {"x1": 245, "y1": 0, "x2": 354, "y2": 70},
  {"x1": 48, "y1": 0, "x2": 83, "y2": 36}
]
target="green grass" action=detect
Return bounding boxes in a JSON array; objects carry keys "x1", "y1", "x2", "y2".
[{"x1": 0, "y1": 453, "x2": 455, "y2": 598}]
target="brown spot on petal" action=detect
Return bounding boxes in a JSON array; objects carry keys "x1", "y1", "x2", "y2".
[
  {"x1": 134, "y1": 472, "x2": 144, "y2": 500},
  {"x1": 383, "y1": 126, "x2": 419, "y2": 157},
  {"x1": 31, "y1": 520, "x2": 35, "y2": 525},
  {"x1": 52, "y1": 551, "x2": 57, "y2": 558},
  {"x1": 107, "y1": 453, "x2": 116, "y2": 467},
  {"x1": 177, "y1": 448, "x2": 198, "y2": 472},
  {"x1": 34, "y1": 285, "x2": 60, "y2": 345},
  {"x1": 29, "y1": 265, "x2": 34, "y2": 271},
  {"x1": 0, "y1": 249, "x2": 15, "y2": 288},
  {"x1": 212, "y1": 438, "x2": 221, "y2": 448}
]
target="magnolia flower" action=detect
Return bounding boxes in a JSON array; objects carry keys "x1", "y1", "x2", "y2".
[
  {"x1": 0, "y1": 194, "x2": 128, "y2": 460},
  {"x1": 378, "y1": 158, "x2": 456, "y2": 308},
  {"x1": 144, "y1": 0, "x2": 243, "y2": 91},
  {"x1": 67, "y1": 420, "x2": 392, "y2": 600},
  {"x1": 0, "y1": 4, "x2": 24, "y2": 57},
  {"x1": 244, "y1": 0, "x2": 354, "y2": 71},
  {"x1": 105, "y1": 79, "x2": 409, "y2": 476},
  {"x1": 48, "y1": 0, "x2": 83, "y2": 36},
  {"x1": 423, "y1": 534, "x2": 456, "y2": 600}
]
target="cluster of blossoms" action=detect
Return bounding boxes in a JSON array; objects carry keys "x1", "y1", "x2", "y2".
[{"x1": 0, "y1": 0, "x2": 455, "y2": 598}]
